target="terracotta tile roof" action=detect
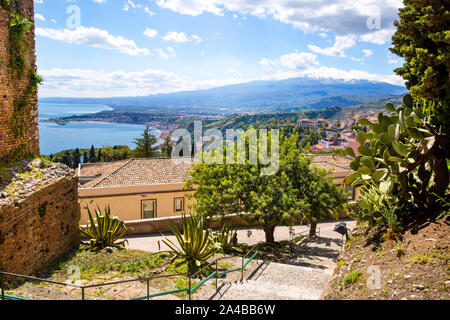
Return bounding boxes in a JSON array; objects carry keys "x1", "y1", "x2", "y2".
[
  {"x1": 79, "y1": 155, "x2": 353, "y2": 189},
  {"x1": 79, "y1": 158, "x2": 194, "y2": 188},
  {"x1": 310, "y1": 154, "x2": 353, "y2": 174}
]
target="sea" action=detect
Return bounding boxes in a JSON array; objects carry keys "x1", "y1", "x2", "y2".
[{"x1": 38, "y1": 102, "x2": 150, "y2": 155}]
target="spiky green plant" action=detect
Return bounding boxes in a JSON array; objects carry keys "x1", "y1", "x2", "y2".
[
  {"x1": 159, "y1": 214, "x2": 219, "y2": 275},
  {"x1": 344, "y1": 93, "x2": 449, "y2": 214},
  {"x1": 79, "y1": 205, "x2": 130, "y2": 250},
  {"x1": 213, "y1": 224, "x2": 238, "y2": 254}
]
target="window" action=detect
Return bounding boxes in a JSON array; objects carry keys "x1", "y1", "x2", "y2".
[
  {"x1": 142, "y1": 200, "x2": 156, "y2": 219},
  {"x1": 345, "y1": 185, "x2": 355, "y2": 201},
  {"x1": 338, "y1": 184, "x2": 356, "y2": 201},
  {"x1": 174, "y1": 197, "x2": 184, "y2": 213}
]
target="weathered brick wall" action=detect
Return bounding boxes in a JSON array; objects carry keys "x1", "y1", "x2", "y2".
[
  {"x1": 0, "y1": 174, "x2": 80, "y2": 275},
  {"x1": 0, "y1": 0, "x2": 39, "y2": 163}
]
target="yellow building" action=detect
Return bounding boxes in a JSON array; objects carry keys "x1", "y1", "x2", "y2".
[
  {"x1": 77, "y1": 155, "x2": 358, "y2": 224},
  {"x1": 310, "y1": 154, "x2": 360, "y2": 203},
  {"x1": 78, "y1": 158, "x2": 195, "y2": 224}
]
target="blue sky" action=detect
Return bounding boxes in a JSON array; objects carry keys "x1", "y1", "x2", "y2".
[{"x1": 34, "y1": 0, "x2": 405, "y2": 98}]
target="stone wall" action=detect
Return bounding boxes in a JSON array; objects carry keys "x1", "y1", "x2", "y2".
[
  {"x1": 122, "y1": 214, "x2": 258, "y2": 235},
  {"x1": 0, "y1": 0, "x2": 39, "y2": 163},
  {"x1": 0, "y1": 161, "x2": 80, "y2": 275}
]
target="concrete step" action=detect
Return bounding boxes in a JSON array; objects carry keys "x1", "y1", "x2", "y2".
[
  {"x1": 208, "y1": 262, "x2": 332, "y2": 300},
  {"x1": 248, "y1": 261, "x2": 333, "y2": 290},
  {"x1": 214, "y1": 279, "x2": 324, "y2": 300}
]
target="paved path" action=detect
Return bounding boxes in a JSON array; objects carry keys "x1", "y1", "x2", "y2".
[
  {"x1": 207, "y1": 261, "x2": 333, "y2": 300},
  {"x1": 125, "y1": 219, "x2": 356, "y2": 300}
]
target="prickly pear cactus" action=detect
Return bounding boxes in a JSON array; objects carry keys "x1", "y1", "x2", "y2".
[{"x1": 344, "y1": 93, "x2": 449, "y2": 212}]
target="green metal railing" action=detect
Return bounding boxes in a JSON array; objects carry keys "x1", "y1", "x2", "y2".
[
  {"x1": 133, "y1": 244, "x2": 260, "y2": 301},
  {"x1": 1, "y1": 245, "x2": 259, "y2": 301}
]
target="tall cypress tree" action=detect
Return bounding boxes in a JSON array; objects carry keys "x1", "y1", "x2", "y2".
[
  {"x1": 97, "y1": 148, "x2": 102, "y2": 162},
  {"x1": 160, "y1": 136, "x2": 173, "y2": 157},
  {"x1": 73, "y1": 148, "x2": 81, "y2": 168},
  {"x1": 89, "y1": 145, "x2": 96, "y2": 163},
  {"x1": 83, "y1": 151, "x2": 88, "y2": 164}
]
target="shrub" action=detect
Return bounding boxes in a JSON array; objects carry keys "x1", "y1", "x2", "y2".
[
  {"x1": 79, "y1": 205, "x2": 130, "y2": 250},
  {"x1": 212, "y1": 224, "x2": 238, "y2": 254},
  {"x1": 159, "y1": 214, "x2": 219, "y2": 275}
]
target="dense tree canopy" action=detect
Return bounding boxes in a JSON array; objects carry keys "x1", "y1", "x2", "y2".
[
  {"x1": 390, "y1": 0, "x2": 450, "y2": 128},
  {"x1": 185, "y1": 129, "x2": 346, "y2": 242}
]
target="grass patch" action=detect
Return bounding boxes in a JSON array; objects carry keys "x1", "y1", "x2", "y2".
[
  {"x1": 342, "y1": 270, "x2": 362, "y2": 288},
  {"x1": 409, "y1": 251, "x2": 449, "y2": 265},
  {"x1": 44, "y1": 248, "x2": 170, "y2": 281}
]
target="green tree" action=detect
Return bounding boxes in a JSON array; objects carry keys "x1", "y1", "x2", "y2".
[
  {"x1": 97, "y1": 148, "x2": 102, "y2": 162},
  {"x1": 82, "y1": 151, "x2": 88, "y2": 164},
  {"x1": 61, "y1": 150, "x2": 72, "y2": 168},
  {"x1": 101, "y1": 146, "x2": 114, "y2": 162},
  {"x1": 185, "y1": 128, "x2": 345, "y2": 242},
  {"x1": 281, "y1": 134, "x2": 347, "y2": 236},
  {"x1": 390, "y1": 0, "x2": 450, "y2": 128},
  {"x1": 302, "y1": 169, "x2": 347, "y2": 236},
  {"x1": 114, "y1": 145, "x2": 132, "y2": 160},
  {"x1": 89, "y1": 145, "x2": 96, "y2": 163},
  {"x1": 160, "y1": 136, "x2": 173, "y2": 157},
  {"x1": 134, "y1": 126, "x2": 159, "y2": 158},
  {"x1": 73, "y1": 148, "x2": 81, "y2": 168}
]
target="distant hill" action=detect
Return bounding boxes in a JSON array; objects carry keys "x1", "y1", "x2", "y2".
[{"x1": 40, "y1": 77, "x2": 407, "y2": 115}]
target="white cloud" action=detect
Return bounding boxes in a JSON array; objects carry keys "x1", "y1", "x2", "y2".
[
  {"x1": 360, "y1": 27, "x2": 396, "y2": 45},
  {"x1": 35, "y1": 13, "x2": 45, "y2": 21},
  {"x1": 362, "y1": 49, "x2": 373, "y2": 57},
  {"x1": 161, "y1": 31, "x2": 202, "y2": 43},
  {"x1": 279, "y1": 52, "x2": 319, "y2": 70},
  {"x1": 143, "y1": 28, "x2": 158, "y2": 39},
  {"x1": 36, "y1": 26, "x2": 150, "y2": 56},
  {"x1": 38, "y1": 68, "x2": 244, "y2": 98},
  {"x1": 156, "y1": 46, "x2": 176, "y2": 59},
  {"x1": 38, "y1": 65, "x2": 405, "y2": 98},
  {"x1": 259, "y1": 52, "x2": 319, "y2": 72},
  {"x1": 224, "y1": 68, "x2": 240, "y2": 76},
  {"x1": 262, "y1": 66, "x2": 404, "y2": 86},
  {"x1": 308, "y1": 35, "x2": 356, "y2": 57},
  {"x1": 155, "y1": 0, "x2": 403, "y2": 37},
  {"x1": 258, "y1": 58, "x2": 277, "y2": 72}
]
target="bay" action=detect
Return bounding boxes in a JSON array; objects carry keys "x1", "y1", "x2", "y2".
[{"x1": 38, "y1": 102, "x2": 150, "y2": 155}]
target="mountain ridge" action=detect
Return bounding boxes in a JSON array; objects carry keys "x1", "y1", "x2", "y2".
[{"x1": 39, "y1": 76, "x2": 407, "y2": 115}]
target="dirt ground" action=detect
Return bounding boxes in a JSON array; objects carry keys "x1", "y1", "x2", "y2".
[
  {"x1": 322, "y1": 215, "x2": 450, "y2": 300},
  {"x1": 3, "y1": 254, "x2": 257, "y2": 300},
  {"x1": 2, "y1": 220, "x2": 355, "y2": 300}
]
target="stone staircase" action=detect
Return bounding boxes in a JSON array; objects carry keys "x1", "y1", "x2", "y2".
[{"x1": 208, "y1": 261, "x2": 333, "y2": 300}]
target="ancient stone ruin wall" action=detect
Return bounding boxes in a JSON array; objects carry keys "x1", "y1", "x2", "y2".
[
  {"x1": 0, "y1": 0, "x2": 40, "y2": 163},
  {"x1": 0, "y1": 1, "x2": 81, "y2": 276},
  {"x1": 0, "y1": 162, "x2": 81, "y2": 275}
]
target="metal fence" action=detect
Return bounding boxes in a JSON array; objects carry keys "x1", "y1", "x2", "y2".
[{"x1": 1, "y1": 245, "x2": 259, "y2": 301}]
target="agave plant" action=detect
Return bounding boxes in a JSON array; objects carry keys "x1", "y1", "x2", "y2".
[
  {"x1": 159, "y1": 214, "x2": 219, "y2": 275},
  {"x1": 80, "y1": 205, "x2": 130, "y2": 250},
  {"x1": 213, "y1": 224, "x2": 238, "y2": 254}
]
